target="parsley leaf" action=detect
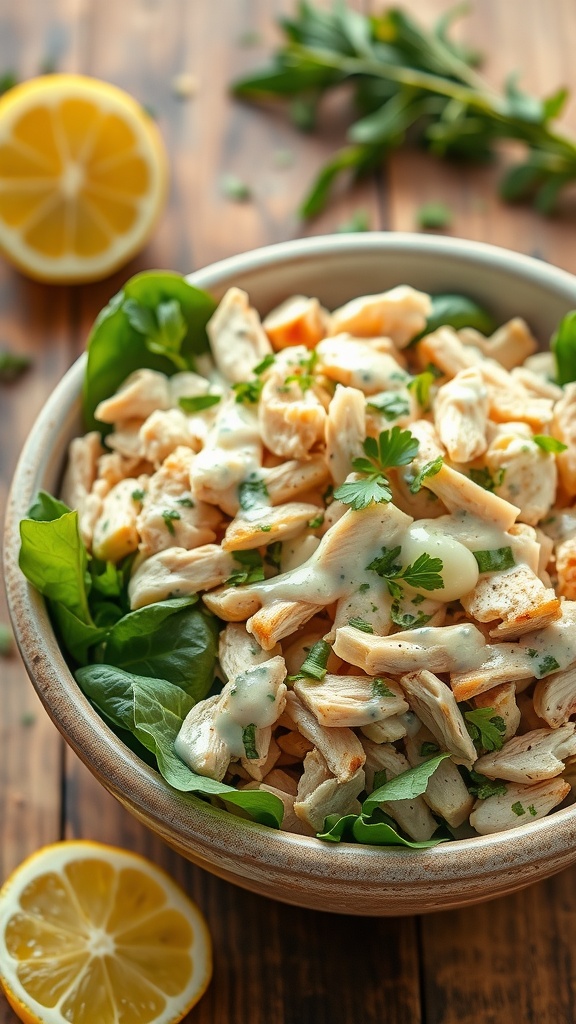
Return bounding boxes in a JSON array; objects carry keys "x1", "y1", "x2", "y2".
[
  {"x1": 511, "y1": 800, "x2": 526, "y2": 816},
  {"x1": 178, "y1": 394, "x2": 221, "y2": 413},
  {"x1": 366, "y1": 392, "x2": 410, "y2": 420},
  {"x1": 348, "y1": 617, "x2": 374, "y2": 634},
  {"x1": 334, "y1": 427, "x2": 419, "y2": 510},
  {"x1": 469, "y1": 466, "x2": 505, "y2": 491},
  {"x1": 367, "y1": 545, "x2": 444, "y2": 599},
  {"x1": 409, "y1": 456, "x2": 443, "y2": 493},
  {"x1": 464, "y1": 707, "x2": 506, "y2": 752},
  {"x1": 466, "y1": 769, "x2": 507, "y2": 800},
  {"x1": 226, "y1": 550, "x2": 265, "y2": 586},
  {"x1": 161, "y1": 509, "x2": 181, "y2": 535},
  {"x1": 333, "y1": 475, "x2": 392, "y2": 510},
  {"x1": 526, "y1": 649, "x2": 561, "y2": 678},
  {"x1": 254, "y1": 354, "x2": 276, "y2": 375},
  {"x1": 390, "y1": 601, "x2": 433, "y2": 630},
  {"x1": 238, "y1": 475, "x2": 270, "y2": 511},
  {"x1": 407, "y1": 369, "x2": 438, "y2": 411},
  {"x1": 532, "y1": 434, "x2": 568, "y2": 453},
  {"x1": 232, "y1": 378, "x2": 264, "y2": 404},
  {"x1": 289, "y1": 639, "x2": 331, "y2": 681},
  {"x1": 242, "y1": 723, "x2": 259, "y2": 759},
  {"x1": 371, "y1": 678, "x2": 395, "y2": 698},
  {"x1": 473, "y1": 547, "x2": 515, "y2": 573}
]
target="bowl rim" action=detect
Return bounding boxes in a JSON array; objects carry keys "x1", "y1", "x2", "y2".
[{"x1": 6, "y1": 230, "x2": 576, "y2": 885}]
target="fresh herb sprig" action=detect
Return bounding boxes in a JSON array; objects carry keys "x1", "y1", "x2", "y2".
[
  {"x1": 367, "y1": 544, "x2": 444, "y2": 599},
  {"x1": 334, "y1": 426, "x2": 419, "y2": 510},
  {"x1": 233, "y1": 3, "x2": 576, "y2": 219}
]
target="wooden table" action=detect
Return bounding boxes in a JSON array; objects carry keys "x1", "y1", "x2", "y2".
[{"x1": 2, "y1": 1, "x2": 576, "y2": 1021}]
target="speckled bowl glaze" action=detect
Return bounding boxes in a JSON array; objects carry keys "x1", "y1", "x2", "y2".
[{"x1": 6, "y1": 233, "x2": 576, "y2": 916}]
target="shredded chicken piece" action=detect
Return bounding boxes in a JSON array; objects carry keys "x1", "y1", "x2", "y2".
[
  {"x1": 460, "y1": 563, "x2": 561, "y2": 639},
  {"x1": 284, "y1": 692, "x2": 365, "y2": 783},
  {"x1": 328, "y1": 285, "x2": 431, "y2": 347},
  {"x1": 263, "y1": 295, "x2": 329, "y2": 351},
  {"x1": 552, "y1": 383, "x2": 576, "y2": 497},
  {"x1": 129, "y1": 544, "x2": 236, "y2": 609},
  {"x1": 95, "y1": 369, "x2": 171, "y2": 424},
  {"x1": 434, "y1": 367, "x2": 489, "y2": 463},
  {"x1": 222, "y1": 502, "x2": 321, "y2": 551},
  {"x1": 316, "y1": 336, "x2": 407, "y2": 394},
  {"x1": 293, "y1": 748, "x2": 365, "y2": 833},
  {"x1": 469, "y1": 778, "x2": 570, "y2": 835},
  {"x1": 293, "y1": 673, "x2": 408, "y2": 729},
  {"x1": 473, "y1": 682, "x2": 521, "y2": 742},
  {"x1": 460, "y1": 318, "x2": 538, "y2": 370},
  {"x1": 474, "y1": 725, "x2": 576, "y2": 783},
  {"x1": 334, "y1": 622, "x2": 486, "y2": 677},
  {"x1": 259, "y1": 375, "x2": 326, "y2": 460},
  {"x1": 207, "y1": 286, "x2": 272, "y2": 383},
  {"x1": 399, "y1": 670, "x2": 477, "y2": 766},
  {"x1": 325, "y1": 384, "x2": 366, "y2": 485}
]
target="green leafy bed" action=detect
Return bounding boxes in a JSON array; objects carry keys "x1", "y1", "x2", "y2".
[{"x1": 18, "y1": 271, "x2": 576, "y2": 846}]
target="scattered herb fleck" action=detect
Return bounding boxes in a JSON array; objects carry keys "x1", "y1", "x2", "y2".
[
  {"x1": 409, "y1": 455, "x2": 443, "y2": 494},
  {"x1": 371, "y1": 678, "x2": 395, "y2": 699},
  {"x1": 464, "y1": 707, "x2": 506, "y2": 752},
  {"x1": 242, "y1": 723, "x2": 259, "y2": 759},
  {"x1": 348, "y1": 617, "x2": 374, "y2": 634},
  {"x1": 227, "y1": 550, "x2": 266, "y2": 586},
  {"x1": 220, "y1": 173, "x2": 252, "y2": 201},
  {"x1": 511, "y1": 801, "x2": 526, "y2": 816},
  {"x1": 367, "y1": 392, "x2": 410, "y2": 421},
  {"x1": 179, "y1": 394, "x2": 221, "y2": 413},
  {"x1": 161, "y1": 509, "x2": 181, "y2": 535},
  {"x1": 532, "y1": 434, "x2": 568, "y2": 453},
  {"x1": 473, "y1": 547, "x2": 515, "y2": 573},
  {"x1": 417, "y1": 201, "x2": 453, "y2": 230}
]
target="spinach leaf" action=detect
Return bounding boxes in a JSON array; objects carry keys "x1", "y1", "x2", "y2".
[
  {"x1": 76, "y1": 664, "x2": 283, "y2": 828},
  {"x1": 551, "y1": 309, "x2": 576, "y2": 385},
  {"x1": 423, "y1": 294, "x2": 497, "y2": 337},
  {"x1": 83, "y1": 271, "x2": 217, "y2": 430},
  {"x1": 317, "y1": 810, "x2": 448, "y2": 848},
  {"x1": 362, "y1": 753, "x2": 451, "y2": 816},
  {"x1": 51, "y1": 604, "x2": 107, "y2": 664},
  {"x1": 102, "y1": 598, "x2": 219, "y2": 700},
  {"x1": 351, "y1": 816, "x2": 448, "y2": 848},
  {"x1": 27, "y1": 490, "x2": 71, "y2": 522},
  {"x1": 19, "y1": 511, "x2": 92, "y2": 625}
]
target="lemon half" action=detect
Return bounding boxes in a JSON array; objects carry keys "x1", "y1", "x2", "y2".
[
  {"x1": 0, "y1": 74, "x2": 168, "y2": 282},
  {"x1": 0, "y1": 841, "x2": 212, "y2": 1024}
]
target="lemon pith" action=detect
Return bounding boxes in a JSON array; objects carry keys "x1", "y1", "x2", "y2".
[
  {"x1": 0, "y1": 75, "x2": 168, "y2": 283},
  {"x1": 0, "y1": 841, "x2": 212, "y2": 1024}
]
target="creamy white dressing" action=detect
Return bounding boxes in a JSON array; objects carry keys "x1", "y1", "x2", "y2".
[
  {"x1": 214, "y1": 659, "x2": 286, "y2": 757},
  {"x1": 396, "y1": 622, "x2": 486, "y2": 672},
  {"x1": 519, "y1": 605, "x2": 576, "y2": 671}
]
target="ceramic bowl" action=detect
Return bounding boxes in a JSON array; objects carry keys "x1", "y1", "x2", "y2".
[{"x1": 6, "y1": 233, "x2": 576, "y2": 916}]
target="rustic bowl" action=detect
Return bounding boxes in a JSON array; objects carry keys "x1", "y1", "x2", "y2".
[{"x1": 6, "y1": 233, "x2": 576, "y2": 916}]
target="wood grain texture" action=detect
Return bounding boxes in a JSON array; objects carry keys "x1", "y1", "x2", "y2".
[{"x1": 2, "y1": 1, "x2": 576, "y2": 1022}]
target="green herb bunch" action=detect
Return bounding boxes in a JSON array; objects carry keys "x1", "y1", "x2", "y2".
[{"x1": 233, "y1": 2, "x2": 576, "y2": 218}]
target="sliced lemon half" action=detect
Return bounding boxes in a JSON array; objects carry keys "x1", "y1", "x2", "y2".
[
  {"x1": 0, "y1": 840, "x2": 212, "y2": 1024},
  {"x1": 0, "y1": 74, "x2": 168, "y2": 282}
]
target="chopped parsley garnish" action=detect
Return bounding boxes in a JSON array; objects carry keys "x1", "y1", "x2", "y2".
[
  {"x1": 532, "y1": 435, "x2": 567, "y2": 453},
  {"x1": 528, "y1": 804, "x2": 537, "y2": 816},
  {"x1": 464, "y1": 707, "x2": 506, "y2": 752},
  {"x1": 511, "y1": 801, "x2": 526, "y2": 816},
  {"x1": 242, "y1": 724, "x2": 259, "y2": 759},
  {"x1": 178, "y1": 393, "x2": 221, "y2": 413},
  {"x1": 176, "y1": 496, "x2": 195, "y2": 507},
  {"x1": 466, "y1": 770, "x2": 507, "y2": 800},
  {"x1": 161, "y1": 509, "x2": 181, "y2": 535},
  {"x1": 289, "y1": 639, "x2": 331, "y2": 681},
  {"x1": 226, "y1": 550, "x2": 266, "y2": 586},
  {"x1": 131, "y1": 488, "x2": 145, "y2": 502},
  {"x1": 420, "y1": 741, "x2": 440, "y2": 757},
  {"x1": 371, "y1": 678, "x2": 395, "y2": 699},
  {"x1": 334, "y1": 427, "x2": 420, "y2": 510},
  {"x1": 473, "y1": 546, "x2": 515, "y2": 573},
  {"x1": 308, "y1": 513, "x2": 324, "y2": 529},
  {"x1": 348, "y1": 617, "x2": 374, "y2": 634},
  {"x1": 406, "y1": 368, "x2": 440, "y2": 411},
  {"x1": 264, "y1": 541, "x2": 282, "y2": 571},
  {"x1": 232, "y1": 378, "x2": 263, "y2": 404},
  {"x1": 358, "y1": 582, "x2": 370, "y2": 593},
  {"x1": 409, "y1": 456, "x2": 443, "y2": 494},
  {"x1": 238, "y1": 475, "x2": 269, "y2": 511},
  {"x1": 366, "y1": 392, "x2": 410, "y2": 421},
  {"x1": 526, "y1": 649, "x2": 560, "y2": 678},
  {"x1": 285, "y1": 350, "x2": 318, "y2": 391},
  {"x1": 254, "y1": 353, "x2": 276, "y2": 375},
  {"x1": 390, "y1": 602, "x2": 433, "y2": 630},
  {"x1": 367, "y1": 544, "x2": 444, "y2": 599},
  {"x1": 469, "y1": 466, "x2": 506, "y2": 491}
]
